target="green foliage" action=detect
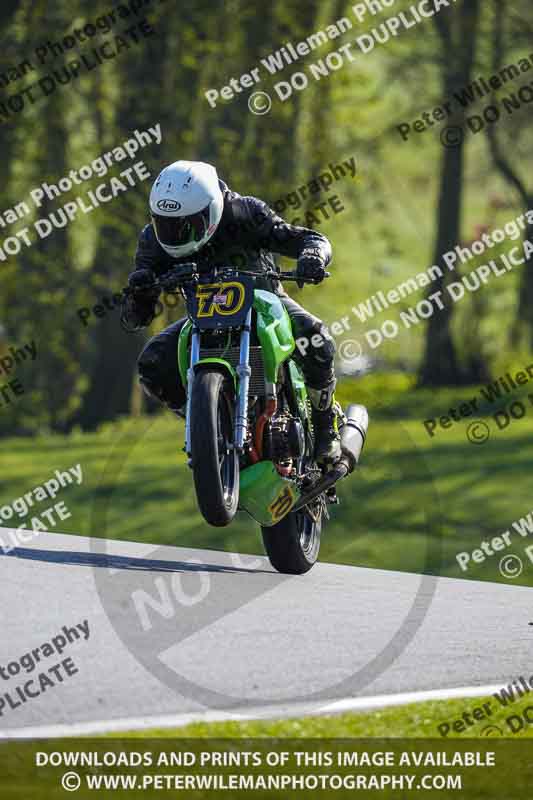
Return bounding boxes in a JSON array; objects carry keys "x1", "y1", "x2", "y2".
[{"x1": 0, "y1": 0, "x2": 532, "y2": 436}]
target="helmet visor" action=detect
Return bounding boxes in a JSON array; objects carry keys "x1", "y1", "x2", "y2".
[{"x1": 152, "y1": 204, "x2": 211, "y2": 248}]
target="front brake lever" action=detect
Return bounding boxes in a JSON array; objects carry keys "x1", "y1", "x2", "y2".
[{"x1": 160, "y1": 264, "x2": 198, "y2": 291}]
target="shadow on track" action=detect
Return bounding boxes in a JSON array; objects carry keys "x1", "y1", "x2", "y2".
[{"x1": 1, "y1": 547, "x2": 274, "y2": 575}]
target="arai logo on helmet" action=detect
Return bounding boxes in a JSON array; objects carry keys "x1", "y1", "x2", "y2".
[{"x1": 157, "y1": 199, "x2": 182, "y2": 212}]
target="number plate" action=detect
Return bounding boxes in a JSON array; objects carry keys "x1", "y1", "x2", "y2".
[{"x1": 185, "y1": 276, "x2": 254, "y2": 328}]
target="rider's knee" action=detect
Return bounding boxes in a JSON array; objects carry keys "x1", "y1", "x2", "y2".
[
  {"x1": 294, "y1": 322, "x2": 335, "y2": 388},
  {"x1": 308, "y1": 323, "x2": 336, "y2": 366},
  {"x1": 138, "y1": 343, "x2": 166, "y2": 401},
  {"x1": 295, "y1": 317, "x2": 335, "y2": 356},
  {"x1": 138, "y1": 334, "x2": 187, "y2": 411},
  {"x1": 139, "y1": 375, "x2": 164, "y2": 403},
  {"x1": 138, "y1": 343, "x2": 159, "y2": 378}
]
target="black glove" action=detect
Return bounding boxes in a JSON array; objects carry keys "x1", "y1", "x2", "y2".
[
  {"x1": 121, "y1": 269, "x2": 160, "y2": 331},
  {"x1": 128, "y1": 268, "x2": 158, "y2": 295},
  {"x1": 296, "y1": 250, "x2": 327, "y2": 285}
]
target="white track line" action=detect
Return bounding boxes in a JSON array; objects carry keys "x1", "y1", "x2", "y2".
[
  {"x1": 0, "y1": 683, "x2": 505, "y2": 739},
  {"x1": 320, "y1": 684, "x2": 505, "y2": 714}
]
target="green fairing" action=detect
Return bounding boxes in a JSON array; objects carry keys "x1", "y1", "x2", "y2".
[
  {"x1": 288, "y1": 360, "x2": 309, "y2": 420},
  {"x1": 177, "y1": 319, "x2": 192, "y2": 388},
  {"x1": 177, "y1": 327, "x2": 237, "y2": 387},
  {"x1": 253, "y1": 290, "x2": 295, "y2": 383},
  {"x1": 178, "y1": 290, "x2": 296, "y2": 388},
  {"x1": 239, "y1": 461, "x2": 301, "y2": 526}
]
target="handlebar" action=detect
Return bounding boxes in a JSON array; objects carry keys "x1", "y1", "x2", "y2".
[
  {"x1": 274, "y1": 270, "x2": 331, "y2": 282},
  {"x1": 122, "y1": 266, "x2": 330, "y2": 298}
]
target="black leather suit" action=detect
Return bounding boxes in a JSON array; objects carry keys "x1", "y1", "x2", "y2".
[{"x1": 126, "y1": 181, "x2": 336, "y2": 412}]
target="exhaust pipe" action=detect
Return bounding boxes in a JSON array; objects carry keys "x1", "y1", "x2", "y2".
[
  {"x1": 291, "y1": 403, "x2": 369, "y2": 512},
  {"x1": 339, "y1": 404, "x2": 369, "y2": 474}
]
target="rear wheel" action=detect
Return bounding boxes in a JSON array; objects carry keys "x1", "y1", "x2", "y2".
[
  {"x1": 261, "y1": 505, "x2": 322, "y2": 574},
  {"x1": 190, "y1": 370, "x2": 239, "y2": 527}
]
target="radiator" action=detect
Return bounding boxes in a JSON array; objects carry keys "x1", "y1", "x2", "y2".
[{"x1": 198, "y1": 345, "x2": 266, "y2": 395}]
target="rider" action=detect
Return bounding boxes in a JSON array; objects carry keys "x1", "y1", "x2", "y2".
[{"x1": 122, "y1": 160, "x2": 341, "y2": 464}]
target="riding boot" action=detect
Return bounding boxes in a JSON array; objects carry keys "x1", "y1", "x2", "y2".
[{"x1": 308, "y1": 382, "x2": 342, "y2": 465}]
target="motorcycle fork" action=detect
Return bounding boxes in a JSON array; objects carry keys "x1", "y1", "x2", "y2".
[
  {"x1": 185, "y1": 325, "x2": 201, "y2": 458},
  {"x1": 185, "y1": 310, "x2": 253, "y2": 457},
  {"x1": 234, "y1": 308, "x2": 252, "y2": 451}
]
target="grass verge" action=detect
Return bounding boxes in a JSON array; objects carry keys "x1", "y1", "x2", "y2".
[
  {"x1": 1, "y1": 376, "x2": 532, "y2": 585},
  {"x1": 119, "y1": 692, "x2": 533, "y2": 739}
]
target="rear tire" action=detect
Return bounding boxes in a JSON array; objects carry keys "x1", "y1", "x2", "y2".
[
  {"x1": 261, "y1": 508, "x2": 322, "y2": 574},
  {"x1": 190, "y1": 370, "x2": 239, "y2": 527}
]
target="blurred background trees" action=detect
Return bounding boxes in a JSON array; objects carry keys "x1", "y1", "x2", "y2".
[{"x1": 0, "y1": 0, "x2": 532, "y2": 436}]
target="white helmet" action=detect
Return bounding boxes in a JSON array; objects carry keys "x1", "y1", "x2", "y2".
[{"x1": 149, "y1": 160, "x2": 224, "y2": 258}]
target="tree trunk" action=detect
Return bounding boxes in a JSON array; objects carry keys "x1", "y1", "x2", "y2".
[
  {"x1": 419, "y1": 0, "x2": 480, "y2": 386},
  {"x1": 485, "y1": 0, "x2": 533, "y2": 351}
]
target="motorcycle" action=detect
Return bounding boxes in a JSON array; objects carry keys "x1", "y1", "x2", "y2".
[{"x1": 123, "y1": 265, "x2": 369, "y2": 574}]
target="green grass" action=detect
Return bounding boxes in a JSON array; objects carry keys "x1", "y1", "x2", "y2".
[
  {"x1": 3, "y1": 697, "x2": 533, "y2": 800},
  {"x1": 2, "y1": 691, "x2": 531, "y2": 798},
  {"x1": 1, "y1": 374, "x2": 532, "y2": 586},
  {"x1": 122, "y1": 691, "x2": 533, "y2": 739}
]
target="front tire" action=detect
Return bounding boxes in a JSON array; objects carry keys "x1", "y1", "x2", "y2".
[
  {"x1": 190, "y1": 370, "x2": 239, "y2": 527},
  {"x1": 261, "y1": 508, "x2": 322, "y2": 574}
]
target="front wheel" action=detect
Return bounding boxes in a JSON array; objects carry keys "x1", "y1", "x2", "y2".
[
  {"x1": 261, "y1": 507, "x2": 322, "y2": 574},
  {"x1": 190, "y1": 370, "x2": 239, "y2": 527}
]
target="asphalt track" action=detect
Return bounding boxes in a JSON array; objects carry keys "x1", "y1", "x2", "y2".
[{"x1": 0, "y1": 529, "x2": 531, "y2": 736}]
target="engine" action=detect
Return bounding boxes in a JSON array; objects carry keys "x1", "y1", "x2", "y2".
[{"x1": 268, "y1": 413, "x2": 305, "y2": 475}]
